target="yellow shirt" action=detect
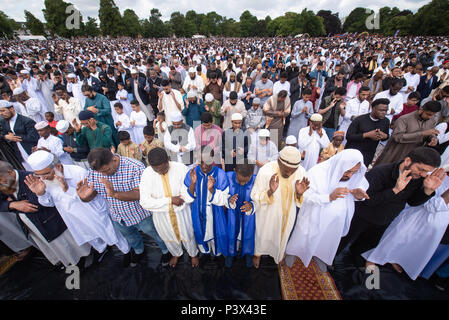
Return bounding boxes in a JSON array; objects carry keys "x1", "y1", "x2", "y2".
[
  {"x1": 141, "y1": 138, "x2": 164, "y2": 166},
  {"x1": 117, "y1": 142, "x2": 142, "y2": 161}
]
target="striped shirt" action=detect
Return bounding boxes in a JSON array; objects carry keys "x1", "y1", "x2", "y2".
[{"x1": 87, "y1": 156, "x2": 151, "y2": 226}]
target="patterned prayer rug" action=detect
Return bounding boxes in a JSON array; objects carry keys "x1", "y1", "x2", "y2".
[{"x1": 279, "y1": 257, "x2": 342, "y2": 300}]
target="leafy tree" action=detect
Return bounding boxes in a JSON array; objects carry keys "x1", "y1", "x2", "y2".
[
  {"x1": 220, "y1": 18, "x2": 241, "y2": 37},
  {"x1": 239, "y1": 10, "x2": 257, "y2": 37},
  {"x1": 410, "y1": 0, "x2": 449, "y2": 36},
  {"x1": 317, "y1": 10, "x2": 342, "y2": 35},
  {"x1": 25, "y1": 10, "x2": 45, "y2": 35},
  {"x1": 122, "y1": 9, "x2": 141, "y2": 37},
  {"x1": 0, "y1": 11, "x2": 19, "y2": 38},
  {"x1": 84, "y1": 16, "x2": 100, "y2": 37},
  {"x1": 169, "y1": 11, "x2": 186, "y2": 37},
  {"x1": 43, "y1": 0, "x2": 80, "y2": 37},
  {"x1": 342, "y1": 7, "x2": 371, "y2": 33},
  {"x1": 299, "y1": 9, "x2": 326, "y2": 36},
  {"x1": 98, "y1": 0, "x2": 123, "y2": 37}
]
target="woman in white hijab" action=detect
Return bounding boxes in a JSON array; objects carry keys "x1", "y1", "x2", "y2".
[{"x1": 285, "y1": 149, "x2": 369, "y2": 272}]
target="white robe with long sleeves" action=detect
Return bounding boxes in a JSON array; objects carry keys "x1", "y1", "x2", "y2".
[
  {"x1": 114, "y1": 113, "x2": 136, "y2": 143},
  {"x1": 286, "y1": 149, "x2": 369, "y2": 267},
  {"x1": 247, "y1": 140, "x2": 279, "y2": 175},
  {"x1": 139, "y1": 161, "x2": 198, "y2": 257},
  {"x1": 54, "y1": 97, "x2": 82, "y2": 123},
  {"x1": 22, "y1": 77, "x2": 49, "y2": 114},
  {"x1": 251, "y1": 161, "x2": 306, "y2": 264},
  {"x1": 164, "y1": 126, "x2": 196, "y2": 163},
  {"x1": 159, "y1": 90, "x2": 184, "y2": 126},
  {"x1": 362, "y1": 177, "x2": 449, "y2": 280},
  {"x1": 38, "y1": 164, "x2": 130, "y2": 254},
  {"x1": 24, "y1": 98, "x2": 45, "y2": 123},
  {"x1": 297, "y1": 126, "x2": 330, "y2": 171},
  {"x1": 66, "y1": 81, "x2": 86, "y2": 107},
  {"x1": 130, "y1": 110, "x2": 147, "y2": 144},
  {"x1": 115, "y1": 89, "x2": 133, "y2": 117},
  {"x1": 37, "y1": 135, "x2": 73, "y2": 165}
]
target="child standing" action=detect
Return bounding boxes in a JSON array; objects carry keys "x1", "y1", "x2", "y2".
[
  {"x1": 115, "y1": 131, "x2": 142, "y2": 161},
  {"x1": 114, "y1": 102, "x2": 135, "y2": 143},
  {"x1": 139, "y1": 126, "x2": 164, "y2": 166},
  {"x1": 115, "y1": 82, "x2": 133, "y2": 116},
  {"x1": 153, "y1": 111, "x2": 168, "y2": 142},
  {"x1": 130, "y1": 99, "x2": 147, "y2": 145},
  {"x1": 319, "y1": 130, "x2": 345, "y2": 162}
]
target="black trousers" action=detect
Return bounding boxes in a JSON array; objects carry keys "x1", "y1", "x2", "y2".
[{"x1": 337, "y1": 213, "x2": 388, "y2": 258}]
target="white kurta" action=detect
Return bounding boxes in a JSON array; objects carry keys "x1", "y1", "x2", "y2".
[
  {"x1": 115, "y1": 89, "x2": 133, "y2": 116},
  {"x1": 251, "y1": 161, "x2": 306, "y2": 264},
  {"x1": 22, "y1": 77, "x2": 49, "y2": 114},
  {"x1": 160, "y1": 90, "x2": 184, "y2": 126},
  {"x1": 297, "y1": 126, "x2": 330, "y2": 171},
  {"x1": 130, "y1": 110, "x2": 147, "y2": 144},
  {"x1": 66, "y1": 81, "x2": 86, "y2": 107},
  {"x1": 182, "y1": 76, "x2": 205, "y2": 99},
  {"x1": 38, "y1": 165, "x2": 130, "y2": 254},
  {"x1": 286, "y1": 149, "x2": 369, "y2": 267},
  {"x1": 54, "y1": 97, "x2": 82, "y2": 123},
  {"x1": 247, "y1": 140, "x2": 279, "y2": 175},
  {"x1": 37, "y1": 135, "x2": 73, "y2": 165},
  {"x1": 115, "y1": 113, "x2": 136, "y2": 143},
  {"x1": 373, "y1": 90, "x2": 403, "y2": 123},
  {"x1": 362, "y1": 177, "x2": 449, "y2": 280},
  {"x1": 24, "y1": 98, "x2": 45, "y2": 123},
  {"x1": 139, "y1": 161, "x2": 198, "y2": 257},
  {"x1": 164, "y1": 126, "x2": 196, "y2": 163},
  {"x1": 339, "y1": 98, "x2": 370, "y2": 134}
]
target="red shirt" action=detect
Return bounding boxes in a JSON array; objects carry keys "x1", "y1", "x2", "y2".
[{"x1": 393, "y1": 104, "x2": 418, "y2": 121}]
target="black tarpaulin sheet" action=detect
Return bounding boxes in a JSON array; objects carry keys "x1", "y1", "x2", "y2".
[
  {"x1": 0, "y1": 236, "x2": 281, "y2": 300},
  {"x1": 330, "y1": 249, "x2": 449, "y2": 300}
]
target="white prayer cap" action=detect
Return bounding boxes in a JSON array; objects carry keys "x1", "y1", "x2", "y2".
[
  {"x1": 231, "y1": 113, "x2": 243, "y2": 121},
  {"x1": 310, "y1": 113, "x2": 323, "y2": 122},
  {"x1": 20, "y1": 70, "x2": 29, "y2": 75},
  {"x1": 279, "y1": 146, "x2": 301, "y2": 168},
  {"x1": 320, "y1": 56, "x2": 326, "y2": 62},
  {"x1": 258, "y1": 129, "x2": 270, "y2": 138},
  {"x1": 35, "y1": 121, "x2": 49, "y2": 130},
  {"x1": 27, "y1": 150, "x2": 54, "y2": 171},
  {"x1": 56, "y1": 120, "x2": 70, "y2": 133},
  {"x1": 13, "y1": 87, "x2": 24, "y2": 95},
  {"x1": 286, "y1": 135, "x2": 297, "y2": 145},
  {"x1": 291, "y1": 60, "x2": 297, "y2": 64},
  {"x1": 187, "y1": 90, "x2": 196, "y2": 98},
  {"x1": 67, "y1": 73, "x2": 76, "y2": 78},
  {"x1": 0, "y1": 100, "x2": 13, "y2": 108},
  {"x1": 188, "y1": 67, "x2": 196, "y2": 73},
  {"x1": 171, "y1": 112, "x2": 183, "y2": 122},
  {"x1": 205, "y1": 93, "x2": 214, "y2": 102},
  {"x1": 130, "y1": 69, "x2": 138, "y2": 74}
]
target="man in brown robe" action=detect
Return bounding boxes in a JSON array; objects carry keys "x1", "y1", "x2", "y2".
[
  {"x1": 263, "y1": 90, "x2": 291, "y2": 150},
  {"x1": 374, "y1": 101, "x2": 441, "y2": 166}
]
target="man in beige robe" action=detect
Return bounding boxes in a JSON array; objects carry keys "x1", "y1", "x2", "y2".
[
  {"x1": 250, "y1": 146, "x2": 309, "y2": 268},
  {"x1": 374, "y1": 101, "x2": 441, "y2": 166}
]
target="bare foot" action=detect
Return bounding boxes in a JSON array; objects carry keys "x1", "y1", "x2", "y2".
[
  {"x1": 169, "y1": 255, "x2": 179, "y2": 268},
  {"x1": 191, "y1": 255, "x2": 199, "y2": 268},
  {"x1": 253, "y1": 256, "x2": 261, "y2": 269},
  {"x1": 391, "y1": 263, "x2": 403, "y2": 273},
  {"x1": 365, "y1": 261, "x2": 376, "y2": 274}
]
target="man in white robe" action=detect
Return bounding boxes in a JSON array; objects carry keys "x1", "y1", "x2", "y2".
[
  {"x1": 182, "y1": 67, "x2": 205, "y2": 99},
  {"x1": 247, "y1": 129, "x2": 279, "y2": 175},
  {"x1": 285, "y1": 149, "x2": 369, "y2": 272},
  {"x1": 250, "y1": 146, "x2": 309, "y2": 267},
  {"x1": 53, "y1": 86, "x2": 82, "y2": 123},
  {"x1": 297, "y1": 113, "x2": 330, "y2": 171},
  {"x1": 139, "y1": 148, "x2": 199, "y2": 268},
  {"x1": 363, "y1": 170, "x2": 449, "y2": 280},
  {"x1": 157, "y1": 80, "x2": 184, "y2": 126},
  {"x1": 66, "y1": 74, "x2": 86, "y2": 107},
  {"x1": 19, "y1": 70, "x2": 49, "y2": 113},
  {"x1": 13, "y1": 88, "x2": 45, "y2": 123},
  {"x1": 25, "y1": 151, "x2": 130, "y2": 255}
]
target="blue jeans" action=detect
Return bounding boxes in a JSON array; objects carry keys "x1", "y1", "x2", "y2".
[
  {"x1": 113, "y1": 215, "x2": 168, "y2": 255},
  {"x1": 323, "y1": 127, "x2": 336, "y2": 141}
]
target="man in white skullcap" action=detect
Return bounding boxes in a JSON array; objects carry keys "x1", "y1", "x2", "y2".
[
  {"x1": 33, "y1": 121, "x2": 73, "y2": 165},
  {"x1": 25, "y1": 151, "x2": 130, "y2": 258},
  {"x1": 297, "y1": 113, "x2": 330, "y2": 171},
  {"x1": 248, "y1": 129, "x2": 279, "y2": 175},
  {"x1": 164, "y1": 111, "x2": 196, "y2": 166},
  {"x1": 222, "y1": 112, "x2": 250, "y2": 172},
  {"x1": 285, "y1": 135, "x2": 298, "y2": 147},
  {"x1": 19, "y1": 69, "x2": 50, "y2": 113},
  {"x1": 182, "y1": 66, "x2": 205, "y2": 99},
  {"x1": 204, "y1": 92, "x2": 221, "y2": 126},
  {"x1": 66, "y1": 73, "x2": 86, "y2": 107},
  {"x1": 158, "y1": 79, "x2": 184, "y2": 126},
  {"x1": 285, "y1": 149, "x2": 369, "y2": 272},
  {"x1": 53, "y1": 84, "x2": 83, "y2": 123},
  {"x1": 250, "y1": 146, "x2": 309, "y2": 267},
  {"x1": 13, "y1": 87, "x2": 45, "y2": 123}
]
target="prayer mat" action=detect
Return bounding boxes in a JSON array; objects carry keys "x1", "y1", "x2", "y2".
[
  {"x1": 279, "y1": 257, "x2": 342, "y2": 300},
  {"x1": 0, "y1": 255, "x2": 18, "y2": 277}
]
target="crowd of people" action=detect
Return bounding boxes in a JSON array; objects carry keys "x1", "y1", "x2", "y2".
[{"x1": 1, "y1": 35, "x2": 449, "y2": 292}]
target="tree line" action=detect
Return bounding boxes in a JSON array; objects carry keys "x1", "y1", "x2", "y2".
[{"x1": 0, "y1": 0, "x2": 448, "y2": 39}]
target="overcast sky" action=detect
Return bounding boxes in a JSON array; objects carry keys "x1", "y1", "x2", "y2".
[{"x1": 2, "y1": 0, "x2": 430, "y2": 22}]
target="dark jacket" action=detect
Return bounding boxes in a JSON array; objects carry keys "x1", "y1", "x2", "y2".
[
  {"x1": 320, "y1": 95, "x2": 344, "y2": 129},
  {"x1": 83, "y1": 76, "x2": 102, "y2": 93},
  {"x1": 0, "y1": 114, "x2": 39, "y2": 162},
  {"x1": 0, "y1": 171, "x2": 67, "y2": 242},
  {"x1": 355, "y1": 161, "x2": 435, "y2": 226},
  {"x1": 417, "y1": 75, "x2": 440, "y2": 102},
  {"x1": 323, "y1": 76, "x2": 348, "y2": 99},
  {"x1": 289, "y1": 76, "x2": 310, "y2": 107},
  {"x1": 62, "y1": 133, "x2": 90, "y2": 161},
  {"x1": 129, "y1": 76, "x2": 150, "y2": 105}
]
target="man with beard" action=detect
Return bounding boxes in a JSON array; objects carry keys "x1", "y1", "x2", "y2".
[
  {"x1": 0, "y1": 100, "x2": 39, "y2": 171},
  {"x1": 339, "y1": 86, "x2": 371, "y2": 135},
  {"x1": 147, "y1": 68, "x2": 162, "y2": 119},
  {"x1": 374, "y1": 101, "x2": 441, "y2": 166},
  {"x1": 25, "y1": 151, "x2": 130, "y2": 257},
  {"x1": 204, "y1": 72, "x2": 224, "y2": 103},
  {"x1": 128, "y1": 69, "x2": 153, "y2": 122},
  {"x1": 0, "y1": 160, "x2": 91, "y2": 267},
  {"x1": 66, "y1": 73, "x2": 86, "y2": 107},
  {"x1": 263, "y1": 90, "x2": 291, "y2": 150},
  {"x1": 157, "y1": 79, "x2": 184, "y2": 126},
  {"x1": 13, "y1": 87, "x2": 45, "y2": 123},
  {"x1": 221, "y1": 91, "x2": 247, "y2": 131},
  {"x1": 337, "y1": 147, "x2": 443, "y2": 266},
  {"x1": 374, "y1": 78, "x2": 407, "y2": 123},
  {"x1": 182, "y1": 67, "x2": 205, "y2": 99},
  {"x1": 81, "y1": 85, "x2": 118, "y2": 146}
]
